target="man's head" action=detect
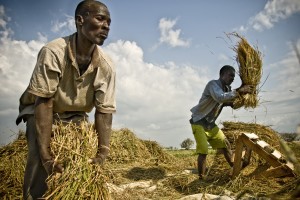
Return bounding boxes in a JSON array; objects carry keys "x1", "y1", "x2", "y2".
[
  {"x1": 75, "y1": 0, "x2": 111, "y2": 46},
  {"x1": 219, "y1": 65, "x2": 236, "y2": 86}
]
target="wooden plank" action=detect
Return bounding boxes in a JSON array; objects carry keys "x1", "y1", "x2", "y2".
[
  {"x1": 286, "y1": 161, "x2": 294, "y2": 171},
  {"x1": 232, "y1": 137, "x2": 244, "y2": 178},
  {"x1": 255, "y1": 165, "x2": 293, "y2": 178},
  {"x1": 243, "y1": 147, "x2": 252, "y2": 167},
  {"x1": 271, "y1": 150, "x2": 282, "y2": 159},
  {"x1": 243, "y1": 132, "x2": 259, "y2": 140},
  {"x1": 240, "y1": 134, "x2": 283, "y2": 168},
  {"x1": 257, "y1": 140, "x2": 269, "y2": 148}
]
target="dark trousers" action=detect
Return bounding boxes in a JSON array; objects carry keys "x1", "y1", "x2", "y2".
[{"x1": 23, "y1": 115, "x2": 48, "y2": 200}]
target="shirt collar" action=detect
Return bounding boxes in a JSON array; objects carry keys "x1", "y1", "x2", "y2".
[
  {"x1": 67, "y1": 33, "x2": 103, "y2": 70},
  {"x1": 217, "y1": 78, "x2": 231, "y2": 92}
]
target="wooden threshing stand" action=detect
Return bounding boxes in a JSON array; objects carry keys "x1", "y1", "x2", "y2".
[{"x1": 232, "y1": 133, "x2": 295, "y2": 178}]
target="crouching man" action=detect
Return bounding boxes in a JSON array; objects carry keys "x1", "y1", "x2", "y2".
[{"x1": 16, "y1": 1, "x2": 116, "y2": 199}]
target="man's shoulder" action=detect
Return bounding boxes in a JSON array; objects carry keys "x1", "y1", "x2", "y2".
[
  {"x1": 207, "y1": 79, "x2": 219, "y2": 86},
  {"x1": 96, "y1": 46, "x2": 115, "y2": 70},
  {"x1": 43, "y1": 35, "x2": 70, "y2": 53},
  {"x1": 205, "y1": 79, "x2": 222, "y2": 91}
]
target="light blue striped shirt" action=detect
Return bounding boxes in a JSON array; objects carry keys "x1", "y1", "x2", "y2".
[{"x1": 190, "y1": 79, "x2": 237, "y2": 123}]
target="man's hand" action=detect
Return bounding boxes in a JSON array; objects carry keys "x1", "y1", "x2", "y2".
[
  {"x1": 236, "y1": 85, "x2": 255, "y2": 94},
  {"x1": 42, "y1": 158, "x2": 64, "y2": 175},
  {"x1": 92, "y1": 111, "x2": 112, "y2": 166}
]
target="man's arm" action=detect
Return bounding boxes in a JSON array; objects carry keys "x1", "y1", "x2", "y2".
[
  {"x1": 210, "y1": 81, "x2": 254, "y2": 103},
  {"x1": 35, "y1": 97, "x2": 63, "y2": 174},
  {"x1": 89, "y1": 111, "x2": 112, "y2": 165},
  {"x1": 236, "y1": 85, "x2": 254, "y2": 94}
]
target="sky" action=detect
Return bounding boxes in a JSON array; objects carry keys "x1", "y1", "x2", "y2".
[{"x1": 0, "y1": 0, "x2": 300, "y2": 148}]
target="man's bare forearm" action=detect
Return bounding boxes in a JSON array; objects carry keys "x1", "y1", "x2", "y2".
[
  {"x1": 94, "y1": 111, "x2": 112, "y2": 157},
  {"x1": 34, "y1": 97, "x2": 53, "y2": 161}
]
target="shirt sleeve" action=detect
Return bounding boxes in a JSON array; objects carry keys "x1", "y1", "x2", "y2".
[
  {"x1": 208, "y1": 81, "x2": 237, "y2": 103},
  {"x1": 94, "y1": 64, "x2": 116, "y2": 114},
  {"x1": 27, "y1": 47, "x2": 61, "y2": 98}
]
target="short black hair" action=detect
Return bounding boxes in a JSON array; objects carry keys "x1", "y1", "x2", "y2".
[
  {"x1": 219, "y1": 65, "x2": 235, "y2": 76},
  {"x1": 75, "y1": 0, "x2": 107, "y2": 18}
]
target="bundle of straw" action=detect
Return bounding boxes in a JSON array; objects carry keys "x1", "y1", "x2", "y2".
[
  {"x1": 229, "y1": 32, "x2": 263, "y2": 109},
  {"x1": 44, "y1": 122, "x2": 110, "y2": 200},
  {"x1": 0, "y1": 133, "x2": 26, "y2": 199}
]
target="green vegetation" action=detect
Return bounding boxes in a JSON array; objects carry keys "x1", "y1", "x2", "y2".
[{"x1": 180, "y1": 138, "x2": 194, "y2": 150}]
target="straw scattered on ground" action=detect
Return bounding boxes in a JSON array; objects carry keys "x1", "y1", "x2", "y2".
[{"x1": 0, "y1": 121, "x2": 299, "y2": 199}]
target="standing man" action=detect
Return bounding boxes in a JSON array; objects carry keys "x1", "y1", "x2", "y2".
[
  {"x1": 190, "y1": 65, "x2": 253, "y2": 180},
  {"x1": 16, "y1": 1, "x2": 116, "y2": 199}
]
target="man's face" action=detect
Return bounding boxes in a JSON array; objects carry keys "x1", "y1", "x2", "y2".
[
  {"x1": 80, "y1": 4, "x2": 111, "y2": 46},
  {"x1": 221, "y1": 69, "x2": 235, "y2": 86}
]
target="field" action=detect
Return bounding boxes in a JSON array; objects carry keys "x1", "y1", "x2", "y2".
[{"x1": 0, "y1": 121, "x2": 299, "y2": 199}]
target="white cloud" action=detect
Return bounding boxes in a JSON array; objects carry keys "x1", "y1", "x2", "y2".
[
  {"x1": 157, "y1": 18, "x2": 190, "y2": 48},
  {"x1": 239, "y1": 0, "x2": 300, "y2": 32},
  {"x1": 1, "y1": 32, "x2": 299, "y2": 147},
  {"x1": 147, "y1": 123, "x2": 161, "y2": 130},
  {"x1": 218, "y1": 53, "x2": 230, "y2": 62},
  {"x1": 267, "y1": 39, "x2": 300, "y2": 91},
  {"x1": 37, "y1": 32, "x2": 48, "y2": 43},
  {"x1": 1, "y1": 3, "x2": 299, "y2": 148},
  {"x1": 0, "y1": 7, "x2": 45, "y2": 146},
  {"x1": 103, "y1": 40, "x2": 207, "y2": 146},
  {"x1": 0, "y1": 5, "x2": 13, "y2": 40},
  {"x1": 51, "y1": 15, "x2": 75, "y2": 34}
]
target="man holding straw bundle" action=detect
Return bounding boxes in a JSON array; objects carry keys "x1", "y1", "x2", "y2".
[
  {"x1": 190, "y1": 65, "x2": 253, "y2": 180},
  {"x1": 16, "y1": 1, "x2": 115, "y2": 199}
]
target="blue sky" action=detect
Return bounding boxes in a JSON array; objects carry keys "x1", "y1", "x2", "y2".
[{"x1": 1, "y1": 0, "x2": 300, "y2": 148}]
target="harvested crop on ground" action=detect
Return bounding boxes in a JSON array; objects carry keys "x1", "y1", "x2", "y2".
[
  {"x1": 227, "y1": 32, "x2": 263, "y2": 109},
  {"x1": 222, "y1": 121, "x2": 281, "y2": 149},
  {"x1": 0, "y1": 133, "x2": 26, "y2": 199},
  {"x1": 0, "y1": 121, "x2": 299, "y2": 199},
  {"x1": 108, "y1": 128, "x2": 174, "y2": 165},
  {"x1": 208, "y1": 121, "x2": 299, "y2": 199},
  {"x1": 44, "y1": 122, "x2": 110, "y2": 199}
]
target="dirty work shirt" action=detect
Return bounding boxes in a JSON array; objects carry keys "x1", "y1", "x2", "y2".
[
  {"x1": 190, "y1": 79, "x2": 237, "y2": 128},
  {"x1": 16, "y1": 33, "x2": 116, "y2": 124}
]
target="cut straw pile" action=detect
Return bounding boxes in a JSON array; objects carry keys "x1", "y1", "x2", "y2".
[
  {"x1": 45, "y1": 124, "x2": 174, "y2": 199},
  {"x1": 0, "y1": 133, "x2": 27, "y2": 199},
  {"x1": 108, "y1": 128, "x2": 174, "y2": 164},
  {"x1": 44, "y1": 122, "x2": 110, "y2": 199},
  {"x1": 209, "y1": 121, "x2": 282, "y2": 176},
  {"x1": 229, "y1": 32, "x2": 263, "y2": 109},
  {"x1": 0, "y1": 123, "x2": 175, "y2": 199},
  {"x1": 1, "y1": 121, "x2": 299, "y2": 199},
  {"x1": 222, "y1": 121, "x2": 281, "y2": 149}
]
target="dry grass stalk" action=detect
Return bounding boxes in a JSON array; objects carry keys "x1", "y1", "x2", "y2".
[
  {"x1": 108, "y1": 128, "x2": 152, "y2": 164},
  {"x1": 0, "y1": 133, "x2": 26, "y2": 199},
  {"x1": 108, "y1": 128, "x2": 174, "y2": 165},
  {"x1": 1, "y1": 122, "x2": 299, "y2": 199},
  {"x1": 222, "y1": 121, "x2": 281, "y2": 150},
  {"x1": 228, "y1": 32, "x2": 263, "y2": 109},
  {"x1": 44, "y1": 122, "x2": 110, "y2": 200}
]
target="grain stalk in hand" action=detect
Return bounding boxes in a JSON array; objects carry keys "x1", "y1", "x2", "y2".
[{"x1": 229, "y1": 32, "x2": 263, "y2": 109}]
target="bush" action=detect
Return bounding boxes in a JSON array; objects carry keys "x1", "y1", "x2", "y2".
[{"x1": 180, "y1": 138, "x2": 194, "y2": 150}]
